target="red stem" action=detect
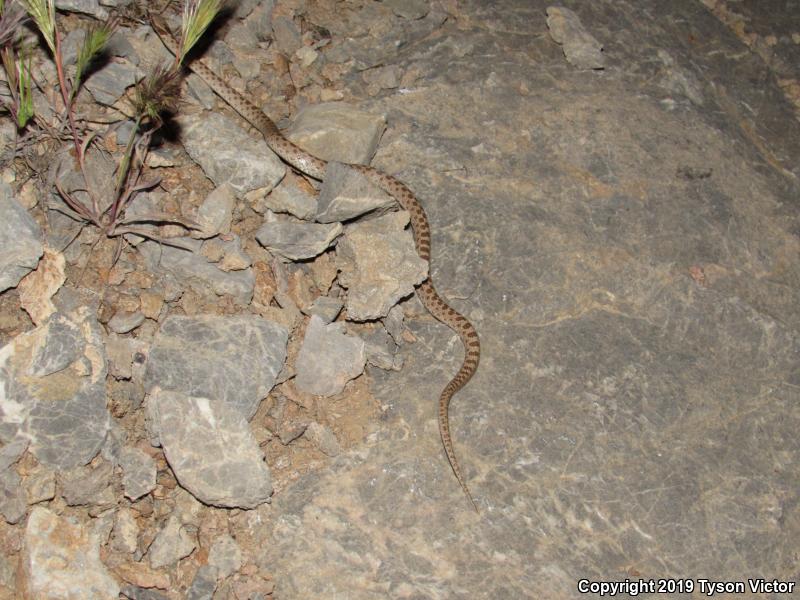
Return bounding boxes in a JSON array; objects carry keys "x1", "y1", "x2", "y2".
[{"x1": 53, "y1": 28, "x2": 82, "y2": 160}]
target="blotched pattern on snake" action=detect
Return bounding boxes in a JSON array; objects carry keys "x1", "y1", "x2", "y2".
[{"x1": 154, "y1": 22, "x2": 481, "y2": 512}]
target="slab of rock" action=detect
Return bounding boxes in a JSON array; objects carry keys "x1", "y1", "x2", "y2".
[
  {"x1": 256, "y1": 220, "x2": 343, "y2": 261},
  {"x1": 316, "y1": 162, "x2": 396, "y2": 223},
  {"x1": 0, "y1": 469, "x2": 25, "y2": 524},
  {"x1": 146, "y1": 389, "x2": 273, "y2": 508},
  {"x1": 20, "y1": 506, "x2": 120, "y2": 599},
  {"x1": 363, "y1": 326, "x2": 403, "y2": 371},
  {"x1": 384, "y1": 0, "x2": 429, "y2": 19},
  {"x1": 17, "y1": 248, "x2": 66, "y2": 325},
  {"x1": 0, "y1": 307, "x2": 110, "y2": 469},
  {"x1": 259, "y1": 183, "x2": 318, "y2": 220},
  {"x1": 286, "y1": 103, "x2": 386, "y2": 165},
  {"x1": 147, "y1": 514, "x2": 197, "y2": 569},
  {"x1": 120, "y1": 446, "x2": 157, "y2": 501},
  {"x1": 303, "y1": 296, "x2": 344, "y2": 324},
  {"x1": 177, "y1": 112, "x2": 285, "y2": 196},
  {"x1": 304, "y1": 422, "x2": 342, "y2": 457},
  {"x1": 111, "y1": 507, "x2": 139, "y2": 554},
  {"x1": 193, "y1": 184, "x2": 236, "y2": 239},
  {"x1": 208, "y1": 534, "x2": 243, "y2": 579},
  {"x1": 546, "y1": 6, "x2": 605, "y2": 70},
  {"x1": 85, "y1": 59, "x2": 141, "y2": 105},
  {"x1": 60, "y1": 460, "x2": 114, "y2": 507},
  {"x1": 0, "y1": 182, "x2": 43, "y2": 292},
  {"x1": 145, "y1": 315, "x2": 288, "y2": 421},
  {"x1": 139, "y1": 240, "x2": 255, "y2": 304},
  {"x1": 295, "y1": 315, "x2": 366, "y2": 396},
  {"x1": 337, "y1": 211, "x2": 428, "y2": 320},
  {"x1": 108, "y1": 310, "x2": 146, "y2": 334}
]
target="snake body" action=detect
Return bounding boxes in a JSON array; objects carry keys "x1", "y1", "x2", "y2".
[{"x1": 154, "y1": 24, "x2": 480, "y2": 511}]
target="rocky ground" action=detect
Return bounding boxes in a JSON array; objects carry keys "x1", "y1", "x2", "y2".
[{"x1": 0, "y1": 0, "x2": 799, "y2": 598}]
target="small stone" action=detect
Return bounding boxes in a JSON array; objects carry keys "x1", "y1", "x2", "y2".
[
  {"x1": 21, "y1": 507, "x2": 120, "y2": 599},
  {"x1": 384, "y1": 0, "x2": 430, "y2": 19},
  {"x1": 0, "y1": 182, "x2": 43, "y2": 292},
  {"x1": 23, "y1": 466, "x2": 56, "y2": 505},
  {"x1": 259, "y1": 183, "x2": 318, "y2": 220},
  {"x1": 147, "y1": 514, "x2": 197, "y2": 569},
  {"x1": 0, "y1": 469, "x2": 26, "y2": 523},
  {"x1": 256, "y1": 220, "x2": 343, "y2": 261},
  {"x1": 111, "y1": 507, "x2": 139, "y2": 554},
  {"x1": 304, "y1": 422, "x2": 342, "y2": 457},
  {"x1": 17, "y1": 248, "x2": 66, "y2": 325},
  {"x1": 187, "y1": 565, "x2": 218, "y2": 600},
  {"x1": 120, "y1": 446, "x2": 157, "y2": 501},
  {"x1": 316, "y1": 162, "x2": 395, "y2": 223},
  {"x1": 295, "y1": 316, "x2": 366, "y2": 396},
  {"x1": 546, "y1": 6, "x2": 605, "y2": 70},
  {"x1": 193, "y1": 184, "x2": 236, "y2": 239},
  {"x1": 208, "y1": 534, "x2": 243, "y2": 579},
  {"x1": 60, "y1": 460, "x2": 114, "y2": 508},
  {"x1": 304, "y1": 296, "x2": 343, "y2": 324},
  {"x1": 108, "y1": 310, "x2": 146, "y2": 334}
]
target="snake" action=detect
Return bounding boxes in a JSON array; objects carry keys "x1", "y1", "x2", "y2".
[{"x1": 153, "y1": 19, "x2": 481, "y2": 512}]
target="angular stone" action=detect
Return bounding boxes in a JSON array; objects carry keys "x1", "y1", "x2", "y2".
[
  {"x1": 187, "y1": 565, "x2": 218, "y2": 600},
  {"x1": 193, "y1": 184, "x2": 236, "y2": 239},
  {"x1": 0, "y1": 469, "x2": 25, "y2": 524},
  {"x1": 260, "y1": 183, "x2": 318, "y2": 220},
  {"x1": 295, "y1": 316, "x2": 366, "y2": 396},
  {"x1": 304, "y1": 296, "x2": 344, "y2": 324},
  {"x1": 362, "y1": 326, "x2": 403, "y2": 371},
  {"x1": 119, "y1": 446, "x2": 156, "y2": 501},
  {"x1": 286, "y1": 103, "x2": 386, "y2": 165},
  {"x1": 384, "y1": 0, "x2": 429, "y2": 19},
  {"x1": 17, "y1": 248, "x2": 66, "y2": 325},
  {"x1": 146, "y1": 389, "x2": 273, "y2": 508},
  {"x1": 0, "y1": 182, "x2": 43, "y2": 292},
  {"x1": 304, "y1": 422, "x2": 342, "y2": 457},
  {"x1": 111, "y1": 507, "x2": 139, "y2": 554},
  {"x1": 546, "y1": 6, "x2": 605, "y2": 70},
  {"x1": 85, "y1": 59, "x2": 141, "y2": 105},
  {"x1": 0, "y1": 307, "x2": 110, "y2": 469},
  {"x1": 60, "y1": 460, "x2": 114, "y2": 508},
  {"x1": 256, "y1": 220, "x2": 342, "y2": 261},
  {"x1": 147, "y1": 514, "x2": 197, "y2": 569},
  {"x1": 177, "y1": 112, "x2": 285, "y2": 196},
  {"x1": 337, "y1": 211, "x2": 427, "y2": 320},
  {"x1": 208, "y1": 534, "x2": 243, "y2": 579},
  {"x1": 316, "y1": 162, "x2": 395, "y2": 223},
  {"x1": 21, "y1": 506, "x2": 120, "y2": 599},
  {"x1": 145, "y1": 315, "x2": 288, "y2": 421},
  {"x1": 108, "y1": 310, "x2": 146, "y2": 334}
]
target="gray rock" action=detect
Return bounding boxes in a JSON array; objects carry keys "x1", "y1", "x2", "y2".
[
  {"x1": 383, "y1": 304, "x2": 406, "y2": 343},
  {"x1": 384, "y1": 0, "x2": 430, "y2": 19},
  {"x1": 55, "y1": 0, "x2": 108, "y2": 18},
  {"x1": 208, "y1": 534, "x2": 243, "y2": 579},
  {"x1": 186, "y1": 565, "x2": 217, "y2": 600},
  {"x1": 105, "y1": 333, "x2": 147, "y2": 381},
  {"x1": 23, "y1": 466, "x2": 56, "y2": 505},
  {"x1": 0, "y1": 307, "x2": 110, "y2": 469},
  {"x1": 21, "y1": 507, "x2": 119, "y2": 598},
  {"x1": 145, "y1": 315, "x2": 288, "y2": 421},
  {"x1": 201, "y1": 235, "x2": 252, "y2": 272},
  {"x1": 119, "y1": 586, "x2": 170, "y2": 600},
  {"x1": 244, "y1": 0, "x2": 274, "y2": 41},
  {"x1": 304, "y1": 422, "x2": 342, "y2": 457},
  {"x1": 304, "y1": 296, "x2": 344, "y2": 324},
  {"x1": 139, "y1": 241, "x2": 255, "y2": 305},
  {"x1": 260, "y1": 183, "x2": 318, "y2": 220},
  {"x1": 362, "y1": 64, "x2": 402, "y2": 90},
  {"x1": 193, "y1": 184, "x2": 236, "y2": 239},
  {"x1": 286, "y1": 103, "x2": 387, "y2": 165},
  {"x1": 0, "y1": 438, "x2": 28, "y2": 471},
  {"x1": 337, "y1": 212, "x2": 427, "y2": 320},
  {"x1": 546, "y1": 6, "x2": 605, "y2": 70},
  {"x1": 295, "y1": 316, "x2": 366, "y2": 396},
  {"x1": 110, "y1": 507, "x2": 139, "y2": 554},
  {"x1": 147, "y1": 514, "x2": 197, "y2": 569},
  {"x1": 107, "y1": 310, "x2": 146, "y2": 334},
  {"x1": 363, "y1": 326, "x2": 403, "y2": 371},
  {"x1": 60, "y1": 460, "x2": 114, "y2": 508},
  {"x1": 272, "y1": 16, "x2": 302, "y2": 55},
  {"x1": 119, "y1": 446, "x2": 156, "y2": 500},
  {"x1": 256, "y1": 220, "x2": 343, "y2": 261},
  {"x1": 146, "y1": 389, "x2": 273, "y2": 509},
  {"x1": 177, "y1": 112, "x2": 285, "y2": 196},
  {"x1": 316, "y1": 162, "x2": 396, "y2": 223},
  {"x1": 84, "y1": 59, "x2": 141, "y2": 105},
  {"x1": 0, "y1": 182, "x2": 43, "y2": 292},
  {"x1": 0, "y1": 469, "x2": 26, "y2": 523}
]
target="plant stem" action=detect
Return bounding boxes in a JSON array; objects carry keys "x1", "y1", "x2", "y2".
[{"x1": 53, "y1": 26, "x2": 81, "y2": 160}]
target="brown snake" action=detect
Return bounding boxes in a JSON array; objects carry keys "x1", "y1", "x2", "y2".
[{"x1": 154, "y1": 21, "x2": 481, "y2": 512}]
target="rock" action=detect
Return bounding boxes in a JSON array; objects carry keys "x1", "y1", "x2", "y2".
[
  {"x1": 337, "y1": 211, "x2": 428, "y2": 320},
  {"x1": 259, "y1": 182, "x2": 318, "y2": 220},
  {"x1": 187, "y1": 565, "x2": 217, "y2": 600},
  {"x1": 295, "y1": 315, "x2": 366, "y2": 396},
  {"x1": 0, "y1": 469, "x2": 26, "y2": 523},
  {"x1": 119, "y1": 446, "x2": 156, "y2": 501},
  {"x1": 54, "y1": 0, "x2": 108, "y2": 19},
  {"x1": 146, "y1": 389, "x2": 273, "y2": 509},
  {"x1": 17, "y1": 248, "x2": 66, "y2": 325},
  {"x1": 177, "y1": 112, "x2": 285, "y2": 196},
  {"x1": 0, "y1": 305, "x2": 110, "y2": 469},
  {"x1": 20, "y1": 506, "x2": 120, "y2": 599},
  {"x1": 24, "y1": 465, "x2": 56, "y2": 504},
  {"x1": 119, "y1": 586, "x2": 170, "y2": 600},
  {"x1": 546, "y1": 6, "x2": 605, "y2": 70},
  {"x1": 303, "y1": 296, "x2": 344, "y2": 324},
  {"x1": 60, "y1": 460, "x2": 114, "y2": 509},
  {"x1": 108, "y1": 310, "x2": 146, "y2": 334},
  {"x1": 286, "y1": 103, "x2": 386, "y2": 165},
  {"x1": 304, "y1": 422, "x2": 342, "y2": 457},
  {"x1": 362, "y1": 326, "x2": 403, "y2": 371},
  {"x1": 193, "y1": 184, "x2": 236, "y2": 239},
  {"x1": 106, "y1": 333, "x2": 148, "y2": 381},
  {"x1": 384, "y1": 0, "x2": 429, "y2": 19},
  {"x1": 208, "y1": 534, "x2": 243, "y2": 579},
  {"x1": 147, "y1": 514, "x2": 197, "y2": 569},
  {"x1": 383, "y1": 304, "x2": 406, "y2": 343},
  {"x1": 362, "y1": 64, "x2": 402, "y2": 90},
  {"x1": 272, "y1": 16, "x2": 302, "y2": 55},
  {"x1": 138, "y1": 240, "x2": 255, "y2": 304},
  {"x1": 256, "y1": 220, "x2": 343, "y2": 261},
  {"x1": 84, "y1": 59, "x2": 141, "y2": 105},
  {"x1": 0, "y1": 182, "x2": 43, "y2": 292},
  {"x1": 200, "y1": 235, "x2": 252, "y2": 272},
  {"x1": 0, "y1": 438, "x2": 27, "y2": 471},
  {"x1": 111, "y1": 507, "x2": 140, "y2": 554},
  {"x1": 145, "y1": 315, "x2": 288, "y2": 421},
  {"x1": 316, "y1": 162, "x2": 395, "y2": 223}
]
